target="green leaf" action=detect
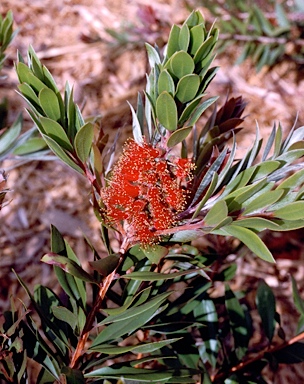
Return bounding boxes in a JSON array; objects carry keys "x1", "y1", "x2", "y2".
[
  {"x1": 222, "y1": 166, "x2": 257, "y2": 198},
  {"x1": 193, "y1": 148, "x2": 227, "y2": 206},
  {"x1": 219, "y1": 263, "x2": 237, "y2": 281},
  {"x1": 167, "y1": 126, "x2": 192, "y2": 147},
  {"x1": 189, "y1": 24, "x2": 205, "y2": 56},
  {"x1": 177, "y1": 93, "x2": 205, "y2": 126},
  {"x1": 0, "y1": 114, "x2": 22, "y2": 155},
  {"x1": 41, "y1": 253, "x2": 98, "y2": 284},
  {"x1": 227, "y1": 178, "x2": 268, "y2": 212},
  {"x1": 13, "y1": 136, "x2": 47, "y2": 155},
  {"x1": 192, "y1": 172, "x2": 219, "y2": 219},
  {"x1": 39, "y1": 88, "x2": 61, "y2": 121},
  {"x1": 272, "y1": 218, "x2": 304, "y2": 231},
  {"x1": 291, "y1": 275, "x2": 304, "y2": 316},
  {"x1": 28, "y1": 45, "x2": 44, "y2": 78},
  {"x1": 204, "y1": 200, "x2": 228, "y2": 227},
  {"x1": 170, "y1": 51, "x2": 194, "y2": 78},
  {"x1": 275, "y1": 3, "x2": 291, "y2": 28},
  {"x1": 175, "y1": 74, "x2": 200, "y2": 103},
  {"x1": 90, "y1": 338, "x2": 181, "y2": 354},
  {"x1": 178, "y1": 23, "x2": 190, "y2": 51},
  {"x1": 42, "y1": 65, "x2": 60, "y2": 94},
  {"x1": 195, "y1": 299, "x2": 219, "y2": 367},
  {"x1": 277, "y1": 168, "x2": 304, "y2": 191},
  {"x1": 256, "y1": 280, "x2": 276, "y2": 342},
  {"x1": 193, "y1": 36, "x2": 215, "y2": 64},
  {"x1": 104, "y1": 287, "x2": 152, "y2": 316},
  {"x1": 169, "y1": 229, "x2": 203, "y2": 242},
  {"x1": 91, "y1": 293, "x2": 171, "y2": 346},
  {"x1": 166, "y1": 25, "x2": 181, "y2": 58},
  {"x1": 188, "y1": 96, "x2": 218, "y2": 126},
  {"x1": 142, "y1": 245, "x2": 168, "y2": 264},
  {"x1": 156, "y1": 91, "x2": 177, "y2": 131},
  {"x1": 61, "y1": 367, "x2": 85, "y2": 384},
  {"x1": 89, "y1": 255, "x2": 120, "y2": 276},
  {"x1": 18, "y1": 83, "x2": 41, "y2": 108},
  {"x1": 252, "y1": 160, "x2": 281, "y2": 181},
  {"x1": 145, "y1": 43, "x2": 161, "y2": 67},
  {"x1": 233, "y1": 217, "x2": 280, "y2": 231},
  {"x1": 158, "y1": 70, "x2": 175, "y2": 96},
  {"x1": 50, "y1": 225, "x2": 85, "y2": 310},
  {"x1": 74, "y1": 122, "x2": 94, "y2": 162},
  {"x1": 42, "y1": 134, "x2": 83, "y2": 173},
  {"x1": 225, "y1": 285, "x2": 250, "y2": 359},
  {"x1": 274, "y1": 201, "x2": 304, "y2": 220},
  {"x1": 33, "y1": 285, "x2": 69, "y2": 354},
  {"x1": 85, "y1": 365, "x2": 196, "y2": 382},
  {"x1": 276, "y1": 149, "x2": 304, "y2": 163},
  {"x1": 52, "y1": 306, "x2": 78, "y2": 331},
  {"x1": 40, "y1": 117, "x2": 73, "y2": 151},
  {"x1": 215, "y1": 225, "x2": 275, "y2": 263},
  {"x1": 97, "y1": 292, "x2": 171, "y2": 326},
  {"x1": 25, "y1": 73, "x2": 46, "y2": 94},
  {"x1": 120, "y1": 269, "x2": 201, "y2": 281},
  {"x1": 185, "y1": 10, "x2": 204, "y2": 28},
  {"x1": 128, "y1": 101, "x2": 144, "y2": 145},
  {"x1": 16, "y1": 61, "x2": 33, "y2": 84},
  {"x1": 243, "y1": 189, "x2": 284, "y2": 215}
]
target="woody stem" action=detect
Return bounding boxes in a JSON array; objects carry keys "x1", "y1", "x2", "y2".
[
  {"x1": 69, "y1": 269, "x2": 117, "y2": 369},
  {"x1": 211, "y1": 331, "x2": 304, "y2": 382}
]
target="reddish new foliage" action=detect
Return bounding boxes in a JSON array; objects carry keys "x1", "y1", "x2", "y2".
[{"x1": 101, "y1": 139, "x2": 193, "y2": 244}]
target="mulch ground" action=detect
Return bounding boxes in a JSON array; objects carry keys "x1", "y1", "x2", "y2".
[{"x1": 1, "y1": 1, "x2": 304, "y2": 383}]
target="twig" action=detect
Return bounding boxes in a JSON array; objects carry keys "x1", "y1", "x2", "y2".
[
  {"x1": 211, "y1": 331, "x2": 304, "y2": 382},
  {"x1": 69, "y1": 237, "x2": 130, "y2": 369},
  {"x1": 69, "y1": 269, "x2": 117, "y2": 369}
]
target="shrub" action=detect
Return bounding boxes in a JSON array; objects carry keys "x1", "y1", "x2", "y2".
[{"x1": 1, "y1": 9, "x2": 304, "y2": 384}]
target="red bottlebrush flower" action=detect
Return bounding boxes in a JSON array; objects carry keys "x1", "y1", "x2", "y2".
[{"x1": 101, "y1": 139, "x2": 193, "y2": 245}]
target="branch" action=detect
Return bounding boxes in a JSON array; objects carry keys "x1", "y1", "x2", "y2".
[
  {"x1": 211, "y1": 331, "x2": 304, "y2": 382},
  {"x1": 69, "y1": 268, "x2": 118, "y2": 369}
]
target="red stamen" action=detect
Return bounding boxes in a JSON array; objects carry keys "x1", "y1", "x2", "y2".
[{"x1": 101, "y1": 139, "x2": 193, "y2": 245}]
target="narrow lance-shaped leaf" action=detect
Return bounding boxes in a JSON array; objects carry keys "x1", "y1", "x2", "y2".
[
  {"x1": 42, "y1": 134, "x2": 83, "y2": 174},
  {"x1": 225, "y1": 285, "x2": 250, "y2": 359},
  {"x1": 91, "y1": 293, "x2": 171, "y2": 346},
  {"x1": 90, "y1": 338, "x2": 181, "y2": 354},
  {"x1": 273, "y1": 201, "x2": 304, "y2": 220},
  {"x1": 188, "y1": 96, "x2": 218, "y2": 126},
  {"x1": 40, "y1": 117, "x2": 73, "y2": 151},
  {"x1": 256, "y1": 280, "x2": 276, "y2": 343},
  {"x1": 167, "y1": 126, "x2": 192, "y2": 148},
  {"x1": 41, "y1": 253, "x2": 98, "y2": 284},
  {"x1": 0, "y1": 114, "x2": 22, "y2": 155},
  {"x1": 213, "y1": 225, "x2": 275, "y2": 263},
  {"x1": 204, "y1": 200, "x2": 228, "y2": 227},
  {"x1": 128, "y1": 101, "x2": 144, "y2": 145},
  {"x1": 166, "y1": 24, "x2": 181, "y2": 59},
  {"x1": 120, "y1": 269, "x2": 202, "y2": 281}
]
